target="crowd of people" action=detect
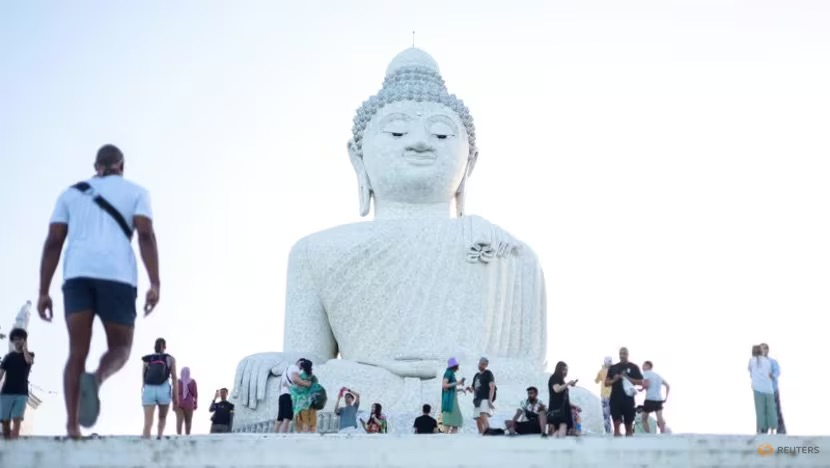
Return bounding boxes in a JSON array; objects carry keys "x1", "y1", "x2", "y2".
[{"x1": 0, "y1": 144, "x2": 787, "y2": 439}]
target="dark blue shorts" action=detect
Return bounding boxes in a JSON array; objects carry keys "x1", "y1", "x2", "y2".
[{"x1": 63, "y1": 277, "x2": 138, "y2": 326}]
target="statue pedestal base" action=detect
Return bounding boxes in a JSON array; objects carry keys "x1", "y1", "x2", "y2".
[{"x1": 230, "y1": 358, "x2": 605, "y2": 435}]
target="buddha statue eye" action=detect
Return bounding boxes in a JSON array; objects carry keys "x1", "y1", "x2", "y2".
[
  {"x1": 434, "y1": 134, "x2": 448, "y2": 140},
  {"x1": 391, "y1": 132, "x2": 405, "y2": 137}
]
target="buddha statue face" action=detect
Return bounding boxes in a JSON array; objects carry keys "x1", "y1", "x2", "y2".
[
  {"x1": 348, "y1": 48, "x2": 478, "y2": 217},
  {"x1": 355, "y1": 100, "x2": 470, "y2": 206}
]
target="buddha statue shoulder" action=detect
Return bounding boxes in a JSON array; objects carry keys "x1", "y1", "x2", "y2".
[{"x1": 230, "y1": 49, "x2": 593, "y2": 434}]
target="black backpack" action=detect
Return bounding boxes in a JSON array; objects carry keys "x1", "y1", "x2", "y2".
[{"x1": 144, "y1": 354, "x2": 171, "y2": 385}]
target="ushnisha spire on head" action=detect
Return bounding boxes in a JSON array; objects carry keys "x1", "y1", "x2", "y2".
[{"x1": 351, "y1": 48, "x2": 477, "y2": 161}]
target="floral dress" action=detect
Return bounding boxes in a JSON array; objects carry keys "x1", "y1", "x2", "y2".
[
  {"x1": 441, "y1": 369, "x2": 463, "y2": 428},
  {"x1": 290, "y1": 371, "x2": 313, "y2": 415},
  {"x1": 365, "y1": 414, "x2": 388, "y2": 433}
]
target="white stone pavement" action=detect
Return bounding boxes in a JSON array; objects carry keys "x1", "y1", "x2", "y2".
[{"x1": 1, "y1": 434, "x2": 828, "y2": 468}]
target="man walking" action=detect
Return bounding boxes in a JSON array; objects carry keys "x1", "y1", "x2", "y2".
[
  {"x1": 37, "y1": 144, "x2": 160, "y2": 438},
  {"x1": 468, "y1": 356, "x2": 496, "y2": 435},
  {"x1": 761, "y1": 343, "x2": 786, "y2": 434},
  {"x1": 605, "y1": 347, "x2": 643, "y2": 437},
  {"x1": 640, "y1": 360, "x2": 670, "y2": 434},
  {"x1": 0, "y1": 328, "x2": 35, "y2": 439}
]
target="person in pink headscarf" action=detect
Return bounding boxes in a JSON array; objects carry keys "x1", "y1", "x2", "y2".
[{"x1": 174, "y1": 367, "x2": 198, "y2": 435}]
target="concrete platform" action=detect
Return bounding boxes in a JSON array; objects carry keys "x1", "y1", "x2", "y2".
[{"x1": 1, "y1": 434, "x2": 828, "y2": 468}]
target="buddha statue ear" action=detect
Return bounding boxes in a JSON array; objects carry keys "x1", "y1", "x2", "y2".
[
  {"x1": 455, "y1": 150, "x2": 478, "y2": 217},
  {"x1": 348, "y1": 140, "x2": 373, "y2": 217}
]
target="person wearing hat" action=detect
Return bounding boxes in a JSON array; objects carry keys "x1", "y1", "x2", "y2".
[
  {"x1": 0, "y1": 328, "x2": 35, "y2": 439},
  {"x1": 36, "y1": 144, "x2": 161, "y2": 438},
  {"x1": 594, "y1": 356, "x2": 613, "y2": 434},
  {"x1": 441, "y1": 357, "x2": 466, "y2": 433}
]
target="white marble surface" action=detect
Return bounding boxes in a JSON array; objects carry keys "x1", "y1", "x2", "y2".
[
  {"x1": 231, "y1": 47, "x2": 576, "y2": 432},
  {"x1": 5, "y1": 434, "x2": 828, "y2": 467}
]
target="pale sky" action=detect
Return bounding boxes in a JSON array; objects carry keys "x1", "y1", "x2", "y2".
[{"x1": 1, "y1": 0, "x2": 828, "y2": 437}]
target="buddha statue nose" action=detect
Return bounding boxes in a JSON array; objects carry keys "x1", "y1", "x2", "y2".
[{"x1": 407, "y1": 141, "x2": 434, "y2": 153}]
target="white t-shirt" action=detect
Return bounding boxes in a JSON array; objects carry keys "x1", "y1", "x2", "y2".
[
  {"x1": 642, "y1": 370, "x2": 664, "y2": 401},
  {"x1": 517, "y1": 398, "x2": 544, "y2": 423},
  {"x1": 50, "y1": 176, "x2": 152, "y2": 287},
  {"x1": 280, "y1": 364, "x2": 301, "y2": 396},
  {"x1": 748, "y1": 357, "x2": 774, "y2": 394}
]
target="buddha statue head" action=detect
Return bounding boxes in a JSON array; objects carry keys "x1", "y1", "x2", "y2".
[{"x1": 348, "y1": 48, "x2": 478, "y2": 217}]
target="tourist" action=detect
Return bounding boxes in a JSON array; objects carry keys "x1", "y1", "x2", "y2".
[
  {"x1": 749, "y1": 345, "x2": 778, "y2": 434},
  {"x1": 141, "y1": 338, "x2": 178, "y2": 439},
  {"x1": 175, "y1": 366, "x2": 198, "y2": 435},
  {"x1": 290, "y1": 359, "x2": 317, "y2": 433},
  {"x1": 361, "y1": 403, "x2": 387, "y2": 434},
  {"x1": 334, "y1": 387, "x2": 361, "y2": 433},
  {"x1": 594, "y1": 356, "x2": 613, "y2": 434},
  {"x1": 760, "y1": 343, "x2": 786, "y2": 434},
  {"x1": 469, "y1": 356, "x2": 496, "y2": 435},
  {"x1": 441, "y1": 357, "x2": 466, "y2": 434},
  {"x1": 275, "y1": 358, "x2": 305, "y2": 433},
  {"x1": 640, "y1": 360, "x2": 670, "y2": 434},
  {"x1": 546, "y1": 361, "x2": 576, "y2": 438},
  {"x1": 36, "y1": 144, "x2": 160, "y2": 439},
  {"x1": 0, "y1": 328, "x2": 34, "y2": 439},
  {"x1": 605, "y1": 347, "x2": 644, "y2": 437},
  {"x1": 209, "y1": 388, "x2": 234, "y2": 433},
  {"x1": 505, "y1": 386, "x2": 547, "y2": 437},
  {"x1": 413, "y1": 404, "x2": 439, "y2": 434}
]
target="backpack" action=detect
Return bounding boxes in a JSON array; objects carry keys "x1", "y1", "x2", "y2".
[
  {"x1": 144, "y1": 354, "x2": 171, "y2": 385},
  {"x1": 309, "y1": 376, "x2": 327, "y2": 410}
]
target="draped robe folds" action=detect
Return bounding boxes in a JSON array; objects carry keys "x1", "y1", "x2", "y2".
[{"x1": 283, "y1": 215, "x2": 547, "y2": 372}]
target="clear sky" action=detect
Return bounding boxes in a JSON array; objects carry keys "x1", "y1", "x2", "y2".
[{"x1": 1, "y1": 0, "x2": 828, "y2": 437}]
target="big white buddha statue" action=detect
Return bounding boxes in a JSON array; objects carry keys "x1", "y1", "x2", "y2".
[{"x1": 232, "y1": 48, "x2": 602, "y2": 433}]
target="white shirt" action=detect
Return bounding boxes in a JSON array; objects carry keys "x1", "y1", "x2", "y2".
[
  {"x1": 642, "y1": 370, "x2": 664, "y2": 401},
  {"x1": 748, "y1": 356, "x2": 774, "y2": 394},
  {"x1": 50, "y1": 175, "x2": 152, "y2": 287},
  {"x1": 279, "y1": 364, "x2": 300, "y2": 396},
  {"x1": 517, "y1": 398, "x2": 544, "y2": 423}
]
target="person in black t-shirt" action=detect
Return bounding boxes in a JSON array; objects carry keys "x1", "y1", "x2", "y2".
[
  {"x1": 604, "y1": 347, "x2": 643, "y2": 437},
  {"x1": 413, "y1": 404, "x2": 439, "y2": 434},
  {"x1": 546, "y1": 361, "x2": 577, "y2": 437},
  {"x1": 467, "y1": 357, "x2": 496, "y2": 435},
  {"x1": 209, "y1": 387, "x2": 234, "y2": 433},
  {"x1": 0, "y1": 328, "x2": 35, "y2": 439}
]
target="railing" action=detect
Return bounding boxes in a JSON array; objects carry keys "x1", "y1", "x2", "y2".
[{"x1": 233, "y1": 412, "x2": 342, "y2": 434}]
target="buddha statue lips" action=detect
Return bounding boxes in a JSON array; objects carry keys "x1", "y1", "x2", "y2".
[{"x1": 228, "y1": 48, "x2": 601, "y2": 435}]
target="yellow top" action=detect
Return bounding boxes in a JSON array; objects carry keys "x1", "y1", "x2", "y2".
[{"x1": 595, "y1": 367, "x2": 611, "y2": 399}]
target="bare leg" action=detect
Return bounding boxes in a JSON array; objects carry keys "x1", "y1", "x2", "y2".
[
  {"x1": 641, "y1": 412, "x2": 650, "y2": 433},
  {"x1": 656, "y1": 411, "x2": 666, "y2": 433},
  {"x1": 184, "y1": 409, "x2": 193, "y2": 435},
  {"x1": 142, "y1": 405, "x2": 155, "y2": 438},
  {"x1": 175, "y1": 408, "x2": 183, "y2": 435},
  {"x1": 624, "y1": 422, "x2": 634, "y2": 437},
  {"x1": 64, "y1": 311, "x2": 95, "y2": 438},
  {"x1": 11, "y1": 418, "x2": 22, "y2": 438},
  {"x1": 612, "y1": 418, "x2": 622, "y2": 437},
  {"x1": 555, "y1": 423, "x2": 568, "y2": 438},
  {"x1": 480, "y1": 414, "x2": 491, "y2": 433},
  {"x1": 539, "y1": 416, "x2": 547, "y2": 436},
  {"x1": 95, "y1": 321, "x2": 133, "y2": 387},
  {"x1": 157, "y1": 405, "x2": 170, "y2": 438},
  {"x1": 1, "y1": 420, "x2": 10, "y2": 439}
]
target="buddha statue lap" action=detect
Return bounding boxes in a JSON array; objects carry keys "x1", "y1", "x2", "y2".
[{"x1": 231, "y1": 48, "x2": 603, "y2": 434}]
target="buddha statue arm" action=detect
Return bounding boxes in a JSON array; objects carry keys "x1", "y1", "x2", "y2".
[
  {"x1": 232, "y1": 240, "x2": 335, "y2": 410},
  {"x1": 283, "y1": 238, "x2": 338, "y2": 358}
]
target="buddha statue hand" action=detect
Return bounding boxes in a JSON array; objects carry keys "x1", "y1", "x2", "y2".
[
  {"x1": 232, "y1": 351, "x2": 326, "y2": 410},
  {"x1": 356, "y1": 359, "x2": 440, "y2": 379}
]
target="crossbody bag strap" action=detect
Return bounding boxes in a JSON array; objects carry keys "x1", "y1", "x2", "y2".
[{"x1": 72, "y1": 182, "x2": 133, "y2": 240}]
